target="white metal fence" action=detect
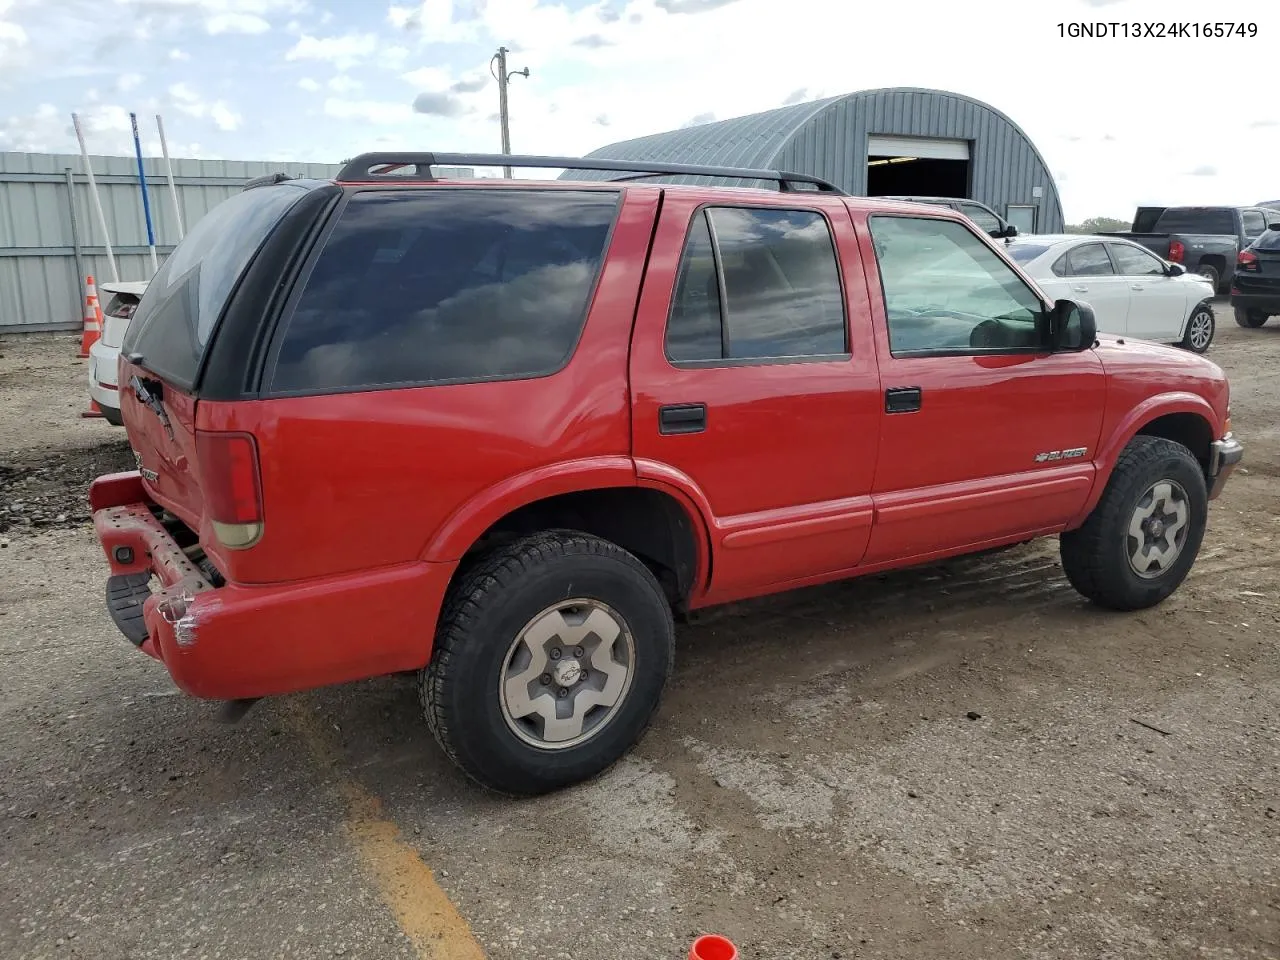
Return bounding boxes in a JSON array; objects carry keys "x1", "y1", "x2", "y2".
[{"x1": 0, "y1": 151, "x2": 342, "y2": 332}]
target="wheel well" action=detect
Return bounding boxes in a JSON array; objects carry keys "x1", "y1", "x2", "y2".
[
  {"x1": 1135, "y1": 413, "x2": 1213, "y2": 469},
  {"x1": 458, "y1": 488, "x2": 703, "y2": 610},
  {"x1": 1198, "y1": 253, "x2": 1226, "y2": 273}
]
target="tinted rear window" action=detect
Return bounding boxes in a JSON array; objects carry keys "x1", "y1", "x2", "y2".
[
  {"x1": 1253, "y1": 228, "x2": 1280, "y2": 252},
  {"x1": 121, "y1": 183, "x2": 313, "y2": 389},
  {"x1": 268, "y1": 189, "x2": 619, "y2": 394},
  {"x1": 104, "y1": 293, "x2": 141, "y2": 320},
  {"x1": 1151, "y1": 208, "x2": 1234, "y2": 234},
  {"x1": 1004, "y1": 243, "x2": 1050, "y2": 264}
]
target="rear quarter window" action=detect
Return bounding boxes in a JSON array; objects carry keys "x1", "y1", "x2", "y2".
[
  {"x1": 121, "y1": 183, "x2": 314, "y2": 389},
  {"x1": 268, "y1": 189, "x2": 619, "y2": 394}
]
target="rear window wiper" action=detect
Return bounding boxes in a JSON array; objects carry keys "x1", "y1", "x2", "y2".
[{"x1": 129, "y1": 373, "x2": 175, "y2": 441}]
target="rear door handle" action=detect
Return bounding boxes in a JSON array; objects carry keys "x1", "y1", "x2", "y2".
[
  {"x1": 1072, "y1": 285, "x2": 1089, "y2": 293},
  {"x1": 658, "y1": 403, "x2": 707, "y2": 435},
  {"x1": 885, "y1": 386, "x2": 922, "y2": 414},
  {"x1": 1131, "y1": 284, "x2": 1144, "y2": 291}
]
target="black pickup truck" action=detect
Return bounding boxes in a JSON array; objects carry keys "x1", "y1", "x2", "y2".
[{"x1": 1099, "y1": 205, "x2": 1280, "y2": 294}]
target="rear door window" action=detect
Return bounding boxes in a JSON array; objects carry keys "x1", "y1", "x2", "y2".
[
  {"x1": 1065, "y1": 243, "x2": 1116, "y2": 276},
  {"x1": 269, "y1": 189, "x2": 619, "y2": 394},
  {"x1": 121, "y1": 182, "x2": 313, "y2": 390},
  {"x1": 664, "y1": 206, "x2": 847, "y2": 362}
]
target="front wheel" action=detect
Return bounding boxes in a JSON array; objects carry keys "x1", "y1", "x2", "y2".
[
  {"x1": 1233, "y1": 305, "x2": 1269, "y2": 329},
  {"x1": 421, "y1": 531, "x2": 675, "y2": 795},
  {"x1": 1060, "y1": 436, "x2": 1208, "y2": 611},
  {"x1": 1180, "y1": 305, "x2": 1215, "y2": 353}
]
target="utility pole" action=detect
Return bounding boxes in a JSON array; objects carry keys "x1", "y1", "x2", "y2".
[{"x1": 491, "y1": 46, "x2": 529, "y2": 178}]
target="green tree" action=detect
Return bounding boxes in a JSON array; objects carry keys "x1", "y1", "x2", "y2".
[{"x1": 1065, "y1": 216, "x2": 1130, "y2": 234}]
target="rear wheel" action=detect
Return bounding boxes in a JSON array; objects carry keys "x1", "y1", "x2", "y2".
[
  {"x1": 1196, "y1": 263, "x2": 1220, "y2": 291},
  {"x1": 421, "y1": 531, "x2": 674, "y2": 795},
  {"x1": 1180, "y1": 305, "x2": 1214, "y2": 353},
  {"x1": 1233, "y1": 305, "x2": 1269, "y2": 328},
  {"x1": 1060, "y1": 436, "x2": 1208, "y2": 611}
]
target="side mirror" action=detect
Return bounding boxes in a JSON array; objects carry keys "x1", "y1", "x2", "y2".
[
  {"x1": 1166, "y1": 262, "x2": 1186, "y2": 276},
  {"x1": 1002, "y1": 224, "x2": 1019, "y2": 238},
  {"x1": 1051, "y1": 298, "x2": 1097, "y2": 351}
]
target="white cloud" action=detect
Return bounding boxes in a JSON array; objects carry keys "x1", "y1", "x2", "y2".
[
  {"x1": 387, "y1": 0, "x2": 482, "y2": 44},
  {"x1": 285, "y1": 33, "x2": 379, "y2": 70},
  {"x1": 0, "y1": 15, "x2": 27, "y2": 69},
  {"x1": 168, "y1": 48, "x2": 190, "y2": 61},
  {"x1": 328, "y1": 74, "x2": 362, "y2": 94},
  {"x1": 117, "y1": 72, "x2": 143, "y2": 93},
  {"x1": 323, "y1": 97, "x2": 413, "y2": 125},
  {"x1": 298, "y1": 77, "x2": 321, "y2": 92},
  {"x1": 205, "y1": 12, "x2": 271, "y2": 35},
  {"x1": 401, "y1": 66, "x2": 451, "y2": 90},
  {"x1": 210, "y1": 102, "x2": 241, "y2": 131},
  {"x1": 168, "y1": 82, "x2": 241, "y2": 132}
]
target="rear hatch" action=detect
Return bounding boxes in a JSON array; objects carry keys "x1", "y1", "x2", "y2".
[
  {"x1": 1238, "y1": 227, "x2": 1280, "y2": 291},
  {"x1": 117, "y1": 179, "x2": 329, "y2": 530}
]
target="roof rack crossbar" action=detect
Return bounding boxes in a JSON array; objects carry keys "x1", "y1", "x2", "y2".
[
  {"x1": 243, "y1": 172, "x2": 295, "y2": 190},
  {"x1": 335, "y1": 152, "x2": 845, "y2": 195}
]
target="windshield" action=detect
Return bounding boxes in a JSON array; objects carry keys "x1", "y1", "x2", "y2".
[{"x1": 121, "y1": 182, "x2": 315, "y2": 390}]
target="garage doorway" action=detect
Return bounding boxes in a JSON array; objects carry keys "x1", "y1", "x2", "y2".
[{"x1": 865, "y1": 135, "x2": 970, "y2": 198}]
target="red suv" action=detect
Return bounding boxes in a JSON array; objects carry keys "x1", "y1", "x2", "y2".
[{"x1": 91, "y1": 152, "x2": 1243, "y2": 794}]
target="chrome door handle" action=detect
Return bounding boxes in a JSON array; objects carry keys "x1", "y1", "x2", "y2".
[
  {"x1": 1131, "y1": 284, "x2": 1144, "y2": 291},
  {"x1": 1072, "y1": 285, "x2": 1089, "y2": 293}
]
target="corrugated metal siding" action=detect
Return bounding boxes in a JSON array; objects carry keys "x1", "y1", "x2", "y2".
[
  {"x1": 0, "y1": 151, "x2": 341, "y2": 330},
  {"x1": 572, "y1": 88, "x2": 1064, "y2": 233}
]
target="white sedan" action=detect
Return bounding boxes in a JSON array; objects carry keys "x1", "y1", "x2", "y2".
[
  {"x1": 88, "y1": 280, "x2": 149, "y2": 425},
  {"x1": 1002, "y1": 234, "x2": 1218, "y2": 353}
]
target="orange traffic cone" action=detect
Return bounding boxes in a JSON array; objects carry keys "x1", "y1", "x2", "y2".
[
  {"x1": 689, "y1": 935, "x2": 738, "y2": 960},
  {"x1": 78, "y1": 275, "x2": 104, "y2": 358}
]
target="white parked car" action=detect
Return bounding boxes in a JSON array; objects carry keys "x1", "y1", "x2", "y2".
[
  {"x1": 1002, "y1": 234, "x2": 1218, "y2": 352},
  {"x1": 88, "y1": 281, "x2": 149, "y2": 425}
]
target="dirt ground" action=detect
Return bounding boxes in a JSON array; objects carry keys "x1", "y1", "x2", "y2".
[{"x1": 1, "y1": 313, "x2": 1277, "y2": 960}]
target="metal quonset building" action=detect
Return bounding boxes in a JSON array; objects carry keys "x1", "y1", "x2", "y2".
[{"x1": 570, "y1": 87, "x2": 1064, "y2": 234}]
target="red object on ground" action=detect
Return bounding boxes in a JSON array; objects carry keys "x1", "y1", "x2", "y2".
[
  {"x1": 690, "y1": 934, "x2": 738, "y2": 960},
  {"x1": 78, "y1": 275, "x2": 103, "y2": 358}
]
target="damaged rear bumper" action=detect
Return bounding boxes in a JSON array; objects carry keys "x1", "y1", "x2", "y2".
[{"x1": 90, "y1": 471, "x2": 455, "y2": 701}]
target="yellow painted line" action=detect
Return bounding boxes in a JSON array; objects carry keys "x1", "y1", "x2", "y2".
[{"x1": 285, "y1": 701, "x2": 487, "y2": 960}]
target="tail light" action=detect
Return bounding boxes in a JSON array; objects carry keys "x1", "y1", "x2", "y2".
[
  {"x1": 1238, "y1": 250, "x2": 1258, "y2": 271},
  {"x1": 196, "y1": 431, "x2": 264, "y2": 549},
  {"x1": 1168, "y1": 240, "x2": 1185, "y2": 262}
]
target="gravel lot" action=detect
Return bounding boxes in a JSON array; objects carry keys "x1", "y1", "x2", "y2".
[{"x1": 1, "y1": 314, "x2": 1278, "y2": 960}]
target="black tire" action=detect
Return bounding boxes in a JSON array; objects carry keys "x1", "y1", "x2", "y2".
[
  {"x1": 1060, "y1": 436, "x2": 1208, "y2": 612},
  {"x1": 1180, "y1": 304, "x2": 1214, "y2": 353},
  {"x1": 100, "y1": 405, "x2": 124, "y2": 427},
  {"x1": 421, "y1": 530, "x2": 674, "y2": 795},
  {"x1": 1195, "y1": 262, "x2": 1220, "y2": 292},
  {"x1": 1233, "y1": 305, "x2": 1269, "y2": 329}
]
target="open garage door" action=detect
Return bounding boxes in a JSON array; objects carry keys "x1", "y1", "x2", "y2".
[{"x1": 866, "y1": 135, "x2": 970, "y2": 198}]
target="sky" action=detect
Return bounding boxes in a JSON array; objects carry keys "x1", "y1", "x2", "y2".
[{"x1": 0, "y1": 0, "x2": 1276, "y2": 222}]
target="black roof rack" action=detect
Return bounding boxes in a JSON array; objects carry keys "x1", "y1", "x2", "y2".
[
  {"x1": 242, "y1": 172, "x2": 296, "y2": 190},
  {"x1": 335, "y1": 152, "x2": 846, "y2": 195}
]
